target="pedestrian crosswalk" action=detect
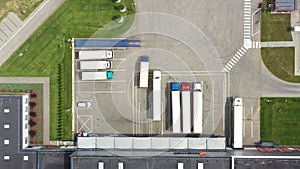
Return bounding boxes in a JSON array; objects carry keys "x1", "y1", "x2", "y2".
[
  {"x1": 252, "y1": 41, "x2": 261, "y2": 48},
  {"x1": 244, "y1": 0, "x2": 252, "y2": 39},
  {"x1": 223, "y1": 47, "x2": 248, "y2": 72}
]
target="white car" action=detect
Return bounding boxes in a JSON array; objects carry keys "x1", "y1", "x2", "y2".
[{"x1": 77, "y1": 101, "x2": 92, "y2": 108}]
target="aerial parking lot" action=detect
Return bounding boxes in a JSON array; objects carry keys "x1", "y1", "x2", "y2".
[{"x1": 73, "y1": 37, "x2": 228, "y2": 137}]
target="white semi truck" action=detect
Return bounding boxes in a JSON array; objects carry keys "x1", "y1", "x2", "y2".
[
  {"x1": 181, "y1": 82, "x2": 191, "y2": 133},
  {"x1": 193, "y1": 82, "x2": 203, "y2": 133},
  {"x1": 232, "y1": 97, "x2": 243, "y2": 149},
  {"x1": 139, "y1": 56, "x2": 149, "y2": 88},
  {"x1": 81, "y1": 71, "x2": 114, "y2": 81},
  {"x1": 171, "y1": 82, "x2": 181, "y2": 133},
  {"x1": 152, "y1": 70, "x2": 161, "y2": 121},
  {"x1": 79, "y1": 61, "x2": 112, "y2": 70},
  {"x1": 78, "y1": 50, "x2": 114, "y2": 60}
]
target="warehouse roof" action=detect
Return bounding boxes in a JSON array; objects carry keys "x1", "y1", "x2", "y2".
[{"x1": 0, "y1": 95, "x2": 36, "y2": 169}]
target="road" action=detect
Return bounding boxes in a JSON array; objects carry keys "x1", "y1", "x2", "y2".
[{"x1": 0, "y1": 0, "x2": 65, "y2": 66}]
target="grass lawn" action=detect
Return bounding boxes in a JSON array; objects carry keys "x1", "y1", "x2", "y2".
[
  {"x1": 0, "y1": 0, "x2": 43, "y2": 21},
  {"x1": 0, "y1": 0, "x2": 135, "y2": 140},
  {"x1": 261, "y1": 97, "x2": 300, "y2": 145},
  {"x1": 261, "y1": 47, "x2": 300, "y2": 83},
  {"x1": 261, "y1": 0, "x2": 292, "y2": 41}
]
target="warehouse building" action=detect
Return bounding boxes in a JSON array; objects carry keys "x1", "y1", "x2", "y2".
[{"x1": 0, "y1": 94, "x2": 36, "y2": 169}]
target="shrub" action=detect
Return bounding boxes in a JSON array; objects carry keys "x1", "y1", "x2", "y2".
[
  {"x1": 29, "y1": 130, "x2": 36, "y2": 138},
  {"x1": 30, "y1": 93, "x2": 37, "y2": 98},
  {"x1": 29, "y1": 119, "x2": 37, "y2": 127},
  {"x1": 29, "y1": 102, "x2": 37, "y2": 107},
  {"x1": 29, "y1": 111, "x2": 37, "y2": 117}
]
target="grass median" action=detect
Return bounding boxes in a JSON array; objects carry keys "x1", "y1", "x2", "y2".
[
  {"x1": 261, "y1": 47, "x2": 300, "y2": 83},
  {"x1": 0, "y1": 0, "x2": 135, "y2": 140},
  {"x1": 261, "y1": 97, "x2": 300, "y2": 145}
]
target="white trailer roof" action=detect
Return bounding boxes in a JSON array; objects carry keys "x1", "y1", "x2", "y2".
[
  {"x1": 172, "y1": 91, "x2": 181, "y2": 133},
  {"x1": 233, "y1": 103, "x2": 243, "y2": 148},
  {"x1": 81, "y1": 72, "x2": 107, "y2": 80},
  {"x1": 80, "y1": 61, "x2": 109, "y2": 70},
  {"x1": 193, "y1": 91, "x2": 203, "y2": 133},
  {"x1": 152, "y1": 71, "x2": 161, "y2": 121},
  {"x1": 181, "y1": 91, "x2": 191, "y2": 133},
  {"x1": 139, "y1": 62, "x2": 149, "y2": 88},
  {"x1": 78, "y1": 50, "x2": 113, "y2": 60}
]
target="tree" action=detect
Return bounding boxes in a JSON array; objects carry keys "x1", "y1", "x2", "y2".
[
  {"x1": 29, "y1": 111, "x2": 37, "y2": 117},
  {"x1": 112, "y1": 15, "x2": 121, "y2": 21},
  {"x1": 29, "y1": 130, "x2": 36, "y2": 138},
  {"x1": 29, "y1": 102, "x2": 37, "y2": 107},
  {"x1": 30, "y1": 93, "x2": 37, "y2": 98},
  {"x1": 29, "y1": 119, "x2": 37, "y2": 127}
]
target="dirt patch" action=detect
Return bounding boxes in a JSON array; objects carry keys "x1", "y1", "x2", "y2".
[{"x1": 0, "y1": 0, "x2": 43, "y2": 21}]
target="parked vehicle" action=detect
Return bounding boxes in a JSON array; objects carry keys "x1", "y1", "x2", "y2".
[
  {"x1": 77, "y1": 101, "x2": 92, "y2": 108},
  {"x1": 79, "y1": 61, "x2": 112, "y2": 70},
  {"x1": 78, "y1": 50, "x2": 114, "y2": 60},
  {"x1": 81, "y1": 71, "x2": 114, "y2": 80}
]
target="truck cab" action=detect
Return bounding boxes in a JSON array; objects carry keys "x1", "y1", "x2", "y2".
[{"x1": 171, "y1": 82, "x2": 180, "y2": 91}]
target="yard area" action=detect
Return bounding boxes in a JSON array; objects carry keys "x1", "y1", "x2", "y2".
[
  {"x1": 261, "y1": 0, "x2": 292, "y2": 41},
  {"x1": 261, "y1": 47, "x2": 300, "y2": 83},
  {"x1": 0, "y1": 0, "x2": 135, "y2": 140},
  {"x1": 0, "y1": 0, "x2": 43, "y2": 21},
  {"x1": 261, "y1": 97, "x2": 300, "y2": 145}
]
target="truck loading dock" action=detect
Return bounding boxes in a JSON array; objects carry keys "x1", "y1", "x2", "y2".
[{"x1": 73, "y1": 38, "x2": 228, "y2": 139}]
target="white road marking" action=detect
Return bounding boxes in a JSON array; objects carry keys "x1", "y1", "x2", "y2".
[
  {"x1": 138, "y1": 102, "x2": 141, "y2": 133},
  {"x1": 251, "y1": 121, "x2": 253, "y2": 138},
  {"x1": 252, "y1": 31, "x2": 260, "y2": 37},
  {"x1": 241, "y1": 47, "x2": 247, "y2": 53},
  {"x1": 75, "y1": 80, "x2": 126, "y2": 83},
  {"x1": 110, "y1": 69, "x2": 126, "y2": 72},
  {"x1": 222, "y1": 80, "x2": 226, "y2": 131},
  {"x1": 113, "y1": 58, "x2": 126, "y2": 61},
  {"x1": 77, "y1": 91, "x2": 126, "y2": 94},
  {"x1": 230, "y1": 59, "x2": 237, "y2": 64},
  {"x1": 243, "y1": 107, "x2": 246, "y2": 137},
  {"x1": 225, "y1": 65, "x2": 231, "y2": 70},
  {"x1": 229, "y1": 60, "x2": 235, "y2": 65},
  {"x1": 161, "y1": 102, "x2": 164, "y2": 134},
  {"x1": 232, "y1": 57, "x2": 239, "y2": 62},
  {"x1": 132, "y1": 78, "x2": 134, "y2": 135},
  {"x1": 212, "y1": 80, "x2": 215, "y2": 130}
]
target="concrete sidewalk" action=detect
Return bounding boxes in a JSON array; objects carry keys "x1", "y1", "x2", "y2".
[
  {"x1": 260, "y1": 41, "x2": 295, "y2": 47},
  {"x1": 0, "y1": 0, "x2": 65, "y2": 66},
  {"x1": 293, "y1": 32, "x2": 300, "y2": 76},
  {"x1": 0, "y1": 77, "x2": 50, "y2": 145}
]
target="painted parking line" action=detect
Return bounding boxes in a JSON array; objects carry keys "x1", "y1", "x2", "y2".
[
  {"x1": 75, "y1": 80, "x2": 126, "y2": 83},
  {"x1": 243, "y1": 107, "x2": 246, "y2": 137},
  {"x1": 113, "y1": 58, "x2": 126, "y2": 61},
  {"x1": 76, "y1": 91, "x2": 126, "y2": 94}
]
